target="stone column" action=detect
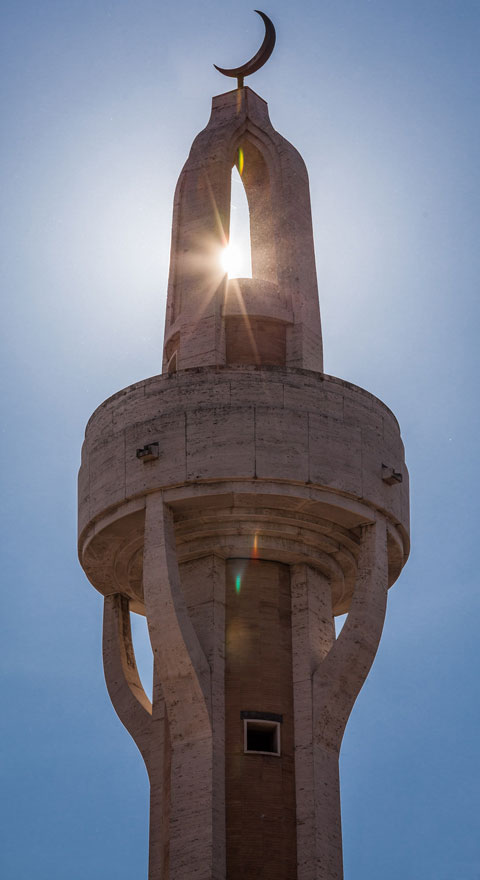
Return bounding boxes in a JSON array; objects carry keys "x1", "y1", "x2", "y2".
[
  {"x1": 142, "y1": 493, "x2": 215, "y2": 880},
  {"x1": 291, "y1": 518, "x2": 389, "y2": 879},
  {"x1": 291, "y1": 565, "x2": 335, "y2": 880}
]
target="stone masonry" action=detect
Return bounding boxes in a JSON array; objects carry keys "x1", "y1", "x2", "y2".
[{"x1": 78, "y1": 86, "x2": 409, "y2": 879}]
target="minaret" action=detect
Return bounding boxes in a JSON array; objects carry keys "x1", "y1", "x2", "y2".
[{"x1": 78, "y1": 16, "x2": 409, "y2": 880}]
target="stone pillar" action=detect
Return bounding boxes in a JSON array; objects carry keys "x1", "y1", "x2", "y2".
[
  {"x1": 291, "y1": 565, "x2": 335, "y2": 880},
  {"x1": 102, "y1": 502, "x2": 228, "y2": 880},
  {"x1": 311, "y1": 518, "x2": 389, "y2": 879},
  {"x1": 79, "y1": 78, "x2": 409, "y2": 880},
  {"x1": 143, "y1": 494, "x2": 216, "y2": 880}
]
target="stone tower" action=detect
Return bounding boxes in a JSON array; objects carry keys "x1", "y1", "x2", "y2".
[{"x1": 78, "y1": 85, "x2": 409, "y2": 879}]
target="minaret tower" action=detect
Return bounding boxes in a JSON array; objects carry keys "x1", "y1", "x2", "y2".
[{"x1": 78, "y1": 13, "x2": 409, "y2": 879}]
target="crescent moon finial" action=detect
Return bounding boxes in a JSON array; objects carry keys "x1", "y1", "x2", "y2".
[{"x1": 214, "y1": 10, "x2": 276, "y2": 89}]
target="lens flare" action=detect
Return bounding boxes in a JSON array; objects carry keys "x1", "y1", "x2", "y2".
[
  {"x1": 222, "y1": 165, "x2": 252, "y2": 278},
  {"x1": 235, "y1": 574, "x2": 242, "y2": 593},
  {"x1": 220, "y1": 243, "x2": 244, "y2": 277},
  {"x1": 252, "y1": 533, "x2": 259, "y2": 559}
]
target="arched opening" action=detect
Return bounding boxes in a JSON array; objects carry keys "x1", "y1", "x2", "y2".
[
  {"x1": 222, "y1": 141, "x2": 279, "y2": 286},
  {"x1": 224, "y1": 141, "x2": 287, "y2": 367},
  {"x1": 240, "y1": 139, "x2": 277, "y2": 285},
  {"x1": 222, "y1": 164, "x2": 252, "y2": 279}
]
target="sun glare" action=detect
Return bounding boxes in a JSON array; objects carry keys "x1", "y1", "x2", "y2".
[
  {"x1": 221, "y1": 243, "x2": 244, "y2": 277},
  {"x1": 221, "y1": 166, "x2": 252, "y2": 278}
]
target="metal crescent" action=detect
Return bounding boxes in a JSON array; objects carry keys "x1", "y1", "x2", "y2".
[{"x1": 214, "y1": 10, "x2": 276, "y2": 79}]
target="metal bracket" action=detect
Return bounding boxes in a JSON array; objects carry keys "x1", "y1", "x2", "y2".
[
  {"x1": 136, "y1": 442, "x2": 159, "y2": 463},
  {"x1": 382, "y1": 464, "x2": 403, "y2": 485}
]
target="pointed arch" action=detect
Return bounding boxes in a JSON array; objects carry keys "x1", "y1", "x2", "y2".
[
  {"x1": 225, "y1": 163, "x2": 252, "y2": 278},
  {"x1": 231, "y1": 132, "x2": 278, "y2": 285}
]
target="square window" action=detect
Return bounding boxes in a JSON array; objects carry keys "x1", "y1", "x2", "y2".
[{"x1": 244, "y1": 718, "x2": 281, "y2": 756}]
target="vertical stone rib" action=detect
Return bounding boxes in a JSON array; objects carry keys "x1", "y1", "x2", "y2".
[
  {"x1": 309, "y1": 517, "x2": 389, "y2": 879},
  {"x1": 314, "y1": 518, "x2": 389, "y2": 749},
  {"x1": 102, "y1": 594, "x2": 152, "y2": 761},
  {"x1": 312, "y1": 747, "x2": 343, "y2": 880},
  {"x1": 211, "y1": 555, "x2": 227, "y2": 880},
  {"x1": 147, "y1": 658, "x2": 171, "y2": 880},
  {"x1": 177, "y1": 553, "x2": 227, "y2": 880},
  {"x1": 143, "y1": 493, "x2": 214, "y2": 880},
  {"x1": 291, "y1": 565, "x2": 335, "y2": 880}
]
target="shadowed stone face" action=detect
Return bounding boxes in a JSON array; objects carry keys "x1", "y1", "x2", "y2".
[{"x1": 78, "y1": 85, "x2": 409, "y2": 880}]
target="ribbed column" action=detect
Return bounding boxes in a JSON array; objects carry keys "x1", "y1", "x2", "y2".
[
  {"x1": 291, "y1": 565, "x2": 335, "y2": 880},
  {"x1": 143, "y1": 494, "x2": 214, "y2": 880},
  {"x1": 312, "y1": 518, "x2": 389, "y2": 879}
]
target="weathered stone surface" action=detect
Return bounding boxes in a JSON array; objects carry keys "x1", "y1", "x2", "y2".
[
  {"x1": 162, "y1": 88, "x2": 323, "y2": 374},
  {"x1": 79, "y1": 369, "x2": 407, "y2": 534},
  {"x1": 78, "y1": 84, "x2": 410, "y2": 880}
]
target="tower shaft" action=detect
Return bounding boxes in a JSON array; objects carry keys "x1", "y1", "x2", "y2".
[{"x1": 78, "y1": 87, "x2": 409, "y2": 879}]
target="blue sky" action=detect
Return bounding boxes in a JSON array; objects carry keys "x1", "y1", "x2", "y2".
[{"x1": 1, "y1": 1, "x2": 479, "y2": 877}]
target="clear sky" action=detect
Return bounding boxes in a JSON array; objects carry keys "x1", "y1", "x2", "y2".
[{"x1": 1, "y1": 1, "x2": 479, "y2": 878}]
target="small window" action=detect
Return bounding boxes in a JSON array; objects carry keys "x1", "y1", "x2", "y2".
[{"x1": 243, "y1": 717, "x2": 281, "y2": 756}]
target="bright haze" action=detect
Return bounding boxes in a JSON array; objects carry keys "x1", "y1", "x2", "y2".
[{"x1": 1, "y1": 2, "x2": 479, "y2": 878}]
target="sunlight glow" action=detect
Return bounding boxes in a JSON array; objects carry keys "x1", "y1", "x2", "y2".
[
  {"x1": 221, "y1": 243, "x2": 246, "y2": 277},
  {"x1": 220, "y1": 166, "x2": 252, "y2": 278}
]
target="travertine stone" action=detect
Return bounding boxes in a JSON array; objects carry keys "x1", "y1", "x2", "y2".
[
  {"x1": 311, "y1": 519, "x2": 389, "y2": 878},
  {"x1": 143, "y1": 495, "x2": 216, "y2": 879},
  {"x1": 180, "y1": 554, "x2": 227, "y2": 879},
  {"x1": 163, "y1": 88, "x2": 323, "y2": 373},
  {"x1": 79, "y1": 82, "x2": 410, "y2": 880},
  {"x1": 225, "y1": 559, "x2": 297, "y2": 879},
  {"x1": 102, "y1": 594, "x2": 152, "y2": 761},
  {"x1": 291, "y1": 565, "x2": 335, "y2": 880},
  {"x1": 79, "y1": 369, "x2": 409, "y2": 562}
]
